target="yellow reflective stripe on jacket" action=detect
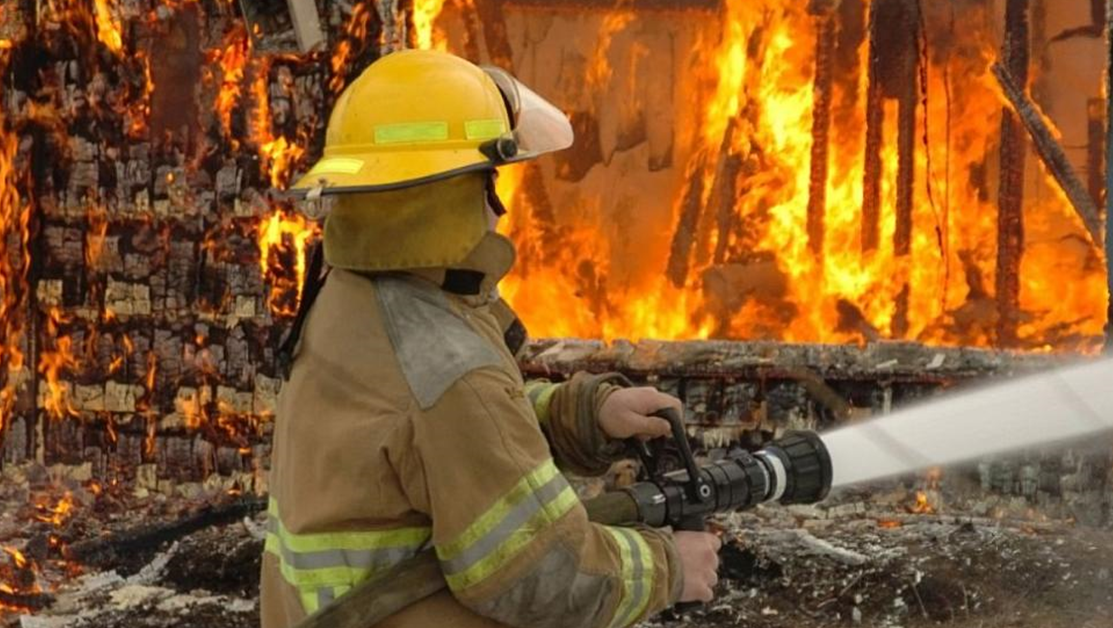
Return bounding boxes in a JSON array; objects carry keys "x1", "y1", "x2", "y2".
[
  {"x1": 603, "y1": 527, "x2": 655, "y2": 628},
  {"x1": 437, "y1": 459, "x2": 579, "y2": 590},
  {"x1": 299, "y1": 583, "x2": 352, "y2": 615},
  {"x1": 524, "y1": 381, "x2": 561, "y2": 424},
  {"x1": 265, "y1": 498, "x2": 431, "y2": 590}
]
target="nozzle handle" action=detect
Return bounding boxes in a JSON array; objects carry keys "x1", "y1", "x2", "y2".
[{"x1": 649, "y1": 407, "x2": 711, "y2": 504}]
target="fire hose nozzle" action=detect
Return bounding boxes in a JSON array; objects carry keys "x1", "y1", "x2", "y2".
[{"x1": 755, "y1": 431, "x2": 833, "y2": 505}]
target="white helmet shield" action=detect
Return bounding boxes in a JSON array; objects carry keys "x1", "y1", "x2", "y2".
[{"x1": 482, "y1": 66, "x2": 574, "y2": 162}]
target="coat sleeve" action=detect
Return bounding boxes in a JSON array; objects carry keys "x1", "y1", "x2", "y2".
[
  {"x1": 524, "y1": 372, "x2": 630, "y2": 477},
  {"x1": 407, "y1": 367, "x2": 683, "y2": 628}
]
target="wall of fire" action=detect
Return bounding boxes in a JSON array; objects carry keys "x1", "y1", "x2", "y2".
[{"x1": 0, "y1": 0, "x2": 1108, "y2": 519}]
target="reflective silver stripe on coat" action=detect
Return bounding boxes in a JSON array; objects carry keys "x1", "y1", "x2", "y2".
[
  {"x1": 440, "y1": 471, "x2": 572, "y2": 576},
  {"x1": 264, "y1": 517, "x2": 424, "y2": 571},
  {"x1": 611, "y1": 527, "x2": 649, "y2": 628}
]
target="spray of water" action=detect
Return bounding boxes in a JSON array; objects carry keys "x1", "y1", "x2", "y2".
[{"x1": 821, "y1": 358, "x2": 1113, "y2": 488}]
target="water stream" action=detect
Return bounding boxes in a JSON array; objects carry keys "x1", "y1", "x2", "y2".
[{"x1": 821, "y1": 357, "x2": 1113, "y2": 488}]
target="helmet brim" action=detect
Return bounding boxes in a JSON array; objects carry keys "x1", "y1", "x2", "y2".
[{"x1": 288, "y1": 68, "x2": 573, "y2": 197}]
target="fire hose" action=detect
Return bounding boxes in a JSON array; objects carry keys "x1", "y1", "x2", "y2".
[{"x1": 292, "y1": 408, "x2": 833, "y2": 628}]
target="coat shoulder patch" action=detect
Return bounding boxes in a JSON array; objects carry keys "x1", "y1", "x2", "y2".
[{"x1": 374, "y1": 275, "x2": 502, "y2": 410}]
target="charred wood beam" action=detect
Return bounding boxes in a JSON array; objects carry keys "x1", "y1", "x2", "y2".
[
  {"x1": 995, "y1": 0, "x2": 1032, "y2": 348},
  {"x1": 834, "y1": 0, "x2": 867, "y2": 118},
  {"x1": 68, "y1": 498, "x2": 266, "y2": 568},
  {"x1": 1088, "y1": 98, "x2": 1105, "y2": 208},
  {"x1": 894, "y1": 58, "x2": 916, "y2": 260},
  {"x1": 701, "y1": 118, "x2": 742, "y2": 269},
  {"x1": 518, "y1": 339, "x2": 1063, "y2": 383},
  {"x1": 991, "y1": 63, "x2": 1102, "y2": 246},
  {"x1": 710, "y1": 122, "x2": 743, "y2": 265},
  {"x1": 286, "y1": 0, "x2": 326, "y2": 52},
  {"x1": 779, "y1": 364, "x2": 852, "y2": 420},
  {"x1": 0, "y1": 589, "x2": 54, "y2": 612},
  {"x1": 666, "y1": 152, "x2": 708, "y2": 287},
  {"x1": 892, "y1": 0, "x2": 919, "y2": 340},
  {"x1": 1106, "y1": 0, "x2": 1113, "y2": 352},
  {"x1": 475, "y1": 0, "x2": 514, "y2": 69},
  {"x1": 807, "y1": 0, "x2": 837, "y2": 258},
  {"x1": 861, "y1": 0, "x2": 918, "y2": 261},
  {"x1": 861, "y1": 0, "x2": 884, "y2": 253},
  {"x1": 862, "y1": 0, "x2": 919, "y2": 336}
]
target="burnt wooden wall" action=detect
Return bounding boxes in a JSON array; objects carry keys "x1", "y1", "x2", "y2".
[{"x1": 0, "y1": 0, "x2": 402, "y2": 491}]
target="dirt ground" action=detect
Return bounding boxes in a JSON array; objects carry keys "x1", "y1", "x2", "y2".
[
  {"x1": 5, "y1": 503, "x2": 1112, "y2": 628},
  {"x1": 1, "y1": 464, "x2": 1111, "y2": 628},
  {"x1": 654, "y1": 511, "x2": 1113, "y2": 628}
]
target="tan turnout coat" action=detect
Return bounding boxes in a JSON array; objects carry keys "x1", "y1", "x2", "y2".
[{"x1": 260, "y1": 242, "x2": 682, "y2": 628}]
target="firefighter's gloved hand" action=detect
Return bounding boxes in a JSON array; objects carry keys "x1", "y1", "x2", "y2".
[
  {"x1": 674, "y1": 531, "x2": 722, "y2": 603},
  {"x1": 598, "y1": 387, "x2": 683, "y2": 441}
]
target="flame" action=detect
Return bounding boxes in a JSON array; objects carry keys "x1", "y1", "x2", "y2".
[
  {"x1": 0, "y1": 98, "x2": 29, "y2": 435},
  {"x1": 586, "y1": 2, "x2": 635, "y2": 90},
  {"x1": 908, "y1": 491, "x2": 935, "y2": 514},
  {"x1": 126, "y1": 50, "x2": 154, "y2": 137},
  {"x1": 92, "y1": 0, "x2": 123, "y2": 54},
  {"x1": 2, "y1": 549, "x2": 27, "y2": 571},
  {"x1": 430, "y1": 0, "x2": 1106, "y2": 349},
  {"x1": 142, "y1": 351, "x2": 158, "y2": 457},
  {"x1": 258, "y1": 210, "x2": 318, "y2": 318},
  {"x1": 211, "y1": 25, "x2": 251, "y2": 146},
  {"x1": 0, "y1": 545, "x2": 41, "y2": 606},
  {"x1": 259, "y1": 136, "x2": 307, "y2": 189},
  {"x1": 330, "y1": 2, "x2": 375, "y2": 94},
  {"x1": 38, "y1": 308, "x2": 79, "y2": 421},
  {"x1": 85, "y1": 205, "x2": 109, "y2": 269},
  {"x1": 34, "y1": 492, "x2": 75, "y2": 527},
  {"x1": 413, "y1": 0, "x2": 449, "y2": 51}
]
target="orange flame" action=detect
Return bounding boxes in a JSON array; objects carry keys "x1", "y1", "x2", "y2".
[
  {"x1": 92, "y1": 0, "x2": 123, "y2": 54},
  {"x1": 2, "y1": 548, "x2": 27, "y2": 571},
  {"x1": 85, "y1": 205, "x2": 109, "y2": 269},
  {"x1": 413, "y1": 0, "x2": 449, "y2": 51},
  {"x1": 0, "y1": 100, "x2": 29, "y2": 435},
  {"x1": 258, "y1": 210, "x2": 318, "y2": 317},
  {"x1": 211, "y1": 25, "x2": 251, "y2": 146},
  {"x1": 330, "y1": 2, "x2": 374, "y2": 94},
  {"x1": 469, "y1": 1, "x2": 1108, "y2": 348},
  {"x1": 127, "y1": 50, "x2": 154, "y2": 137},
  {"x1": 909, "y1": 491, "x2": 935, "y2": 514},
  {"x1": 38, "y1": 308, "x2": 79, "y2": 421},
  {"x1": 34, "y1": 492, "x2": 75, "y2": 527}
]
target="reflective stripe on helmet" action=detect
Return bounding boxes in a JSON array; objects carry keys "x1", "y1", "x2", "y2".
[
  {"x1": 373, "y1": 121, "x2": 450, "y2": 145},
  {"x1": 465, "y1": 119, "x2": 509, "y2": 140}
]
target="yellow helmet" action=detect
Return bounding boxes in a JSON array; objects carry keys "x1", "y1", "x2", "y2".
[{"x1": 290, "y1": 49, "x2": 573, "y2": 195}]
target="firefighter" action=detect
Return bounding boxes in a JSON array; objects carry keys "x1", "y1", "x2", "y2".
[{"x1": 260, "y1": 49, "x2": 721, "y2": 628}]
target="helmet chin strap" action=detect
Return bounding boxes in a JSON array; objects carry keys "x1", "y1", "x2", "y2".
[{"x1": 485, "y1": 172, "x2": 508, "y2": 217}]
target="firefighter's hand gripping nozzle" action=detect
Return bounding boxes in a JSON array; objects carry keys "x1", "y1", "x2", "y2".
[{"x1": 621, "y1": 408, "x2": 833, "y2": 530}]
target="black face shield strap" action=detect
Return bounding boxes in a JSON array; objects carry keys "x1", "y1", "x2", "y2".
[{"x1": 486, "y1": 173, "x2": 508, "y2": 217}]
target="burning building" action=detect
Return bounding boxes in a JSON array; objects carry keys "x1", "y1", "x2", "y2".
[{"x1": 0, "y1": 0, "x2": 1111, "y2": 625}]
